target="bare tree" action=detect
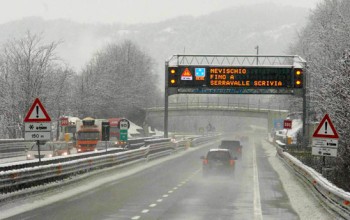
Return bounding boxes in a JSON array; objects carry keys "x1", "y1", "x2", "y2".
[
  {"x1": 0, "y1": 31, "x2": 73, "y2": 138},
  {"x1": 76, "y1": 40, "x2": 161, "y2": 124}
]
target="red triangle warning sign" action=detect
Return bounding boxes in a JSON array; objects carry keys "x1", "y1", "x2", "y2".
[
  {"x1": 312, "y1": 114, "x2": 339, "y2": 139},
  {"x1": 181, "y1": 68, "x2": 193, "y2": 80},
  {"x1": 24, "y1": 98, "x2": 51, "y2": 122}
]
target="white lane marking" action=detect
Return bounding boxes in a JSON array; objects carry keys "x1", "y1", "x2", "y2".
[
  {"x1": 149, "y1": 203, "x2": 157, "y2": 208},
  {"x1": 141, "y1": 209, "x2": 149, "y2": 213},
  {"x1": 131, "y1": 216, "x2": 140, "y2": 220},
  {"x1": 157, "y1": 199, "x2": 163, "y2": 202},
  {"x1": 173, "y1": 187, "x2": 178, "y2": 190},
  {"x1": 168, "y1": 190, "x2": 173, "y2": 193},
  {"x1": 253, "y1": 145, "x2": 263, "y2": 220},
  {"x1": 177, "y1": 184, "x2": 182, "y2": 187},
  {"x1": 163, "y1": 194, "x2": 169, "y2": 198}
]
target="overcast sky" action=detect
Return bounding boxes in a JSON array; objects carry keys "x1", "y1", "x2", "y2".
[{"x1": 0, "y1": 0, "x2": 321, "y2": 25}]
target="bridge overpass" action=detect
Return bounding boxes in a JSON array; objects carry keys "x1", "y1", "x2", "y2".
[{"x1": 145, "y1": 100, "x2": 289, "y2": 134}]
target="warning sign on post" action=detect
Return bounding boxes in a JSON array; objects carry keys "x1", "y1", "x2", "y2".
[
  {"x1": 24, "y1": 98, "x2": 51, "y2": 122},
  {"x1": 24, "y1": 98, "x2": 51, "y2": 141},
  {"x1": 312, "y1": 114, "x2": 339, "y2": 157}
]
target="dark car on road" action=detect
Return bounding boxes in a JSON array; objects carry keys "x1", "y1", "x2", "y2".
[
  {"x1": 201, "y1": 149, "x2": 237, "y2": 176},
  {"x1": 219, "y1": 140, "x2": 242, "y2": 160}
]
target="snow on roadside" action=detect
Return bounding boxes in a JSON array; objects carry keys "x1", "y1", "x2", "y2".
[{"x1": 261, "y1": 141, "x2": 334, "y2": 220}]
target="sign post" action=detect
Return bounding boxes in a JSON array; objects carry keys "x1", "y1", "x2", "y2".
[
  {"x1": 283, "y1": 119, "x2": 292, "y2": 144},
  {"x1": 24, "y1": 98, "x2": 52, "y2": 163}
]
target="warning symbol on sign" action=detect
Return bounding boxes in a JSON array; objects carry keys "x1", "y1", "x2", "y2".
[
  {"x1": 181, "y1": 68, "x2": 193, "y2": 81},
  {"x1": 24, "y1": 98, "x2": 51, "y2": 122},
  {"x1": 312, "y1": 114, "x2": 339, "y2": 139}
]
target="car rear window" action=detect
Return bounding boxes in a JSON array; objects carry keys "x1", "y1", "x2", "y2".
[
  {"x1": 221, "y1": 140, "x2": 240, "y2": 147},
  {"x1": 207, "y1": 151, "x2": 231, "y2": 161}
]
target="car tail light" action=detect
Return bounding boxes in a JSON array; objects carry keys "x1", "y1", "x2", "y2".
[
  {"x1": 203, "y1": 159, "x2": 208, "y2": 165},
  {"x1": 230, "y1": 160, "x2": 235, "y2": 166}
]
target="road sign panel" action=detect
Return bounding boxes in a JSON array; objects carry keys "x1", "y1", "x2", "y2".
[
  {"x1": 312, "y1": 114, "x2": 339, "y2": 138},
  {"x1": 283, "y1": 120, "x2": 292, "y2": 129},
  {"x1": 312, "y1": 138, "x2": 338, "y2": 148},
  {"x1": 171, "y1": 66, "x2": 297, "y2": 89},
  {"x1": 312, "y1": 146, "x2": 337, "y2": 157},
  {"x1": 25, "y1": 123, "x2": 51, "y2": 132},
  {"x1": 24, "y1": 98, "x2": 51, "y2": 122},
  {"x1": 120, "y1": 129, "x2": 128, "y2": 141},
  {"x1": 181, "y1": 68, "x2": 193, "y2": 81},
  {"x1": 60, "y1": 117, "x2": 69, "y2": 126},
  {"x1": 25, "y1": 131, "x2": 51, "y2": 141},
  {"x1": 119, "y1": 119, "x2": 130, "y2": 130}
]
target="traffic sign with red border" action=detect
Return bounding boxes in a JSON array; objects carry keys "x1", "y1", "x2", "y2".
[
  {"x1": 60, "y1": 117, "x2": 69, "y2": 126},
  {"x1": 24, "y1": 98, "x2": 51, "y2": 122},
  {"x1": 283, "y1": 119, "x2": 292, "y2": 129},
  {"x1": 312, "y1": 114, "x2": 339, "y2": 139}
]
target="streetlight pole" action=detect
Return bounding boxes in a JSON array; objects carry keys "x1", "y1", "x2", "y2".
[{"x1": 255, "y1": 45, "x2": 259, "y2": 65}]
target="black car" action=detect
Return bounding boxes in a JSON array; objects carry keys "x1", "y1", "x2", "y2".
[
  {"x1": 219, "y1": 140, "x2": 242, "y2": 160},
  {"x1": 201, "y1": 149, "x2": 237, "y2": 176}
]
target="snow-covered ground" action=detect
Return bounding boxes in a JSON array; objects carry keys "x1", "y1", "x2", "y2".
[{"x1": 261, "y1": 141, "x2": 334, "y2": 220}]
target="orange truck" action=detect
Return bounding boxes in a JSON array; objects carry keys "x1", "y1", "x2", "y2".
[{"x1": 76, "y1": 117, "x2": 101, "y2": 152}]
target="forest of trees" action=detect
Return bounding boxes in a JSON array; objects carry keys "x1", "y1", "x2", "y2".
[
  {"x1": 289, "y1": 0, "x2": 350, "y2": 190},
  {"x1": 0, "y1": 33, "x2": 161, "y2": 138}
]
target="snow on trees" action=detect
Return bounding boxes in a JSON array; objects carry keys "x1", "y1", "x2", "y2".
[
  {"x1": 290, "y1": 0, "x2": 350, "y2": 191},
  {"x1": 76, "y1": 40, "x2": 161, "y2": 124},
  {"x1": 0, "y1": 32, "x2": 73, "y2": 138}
]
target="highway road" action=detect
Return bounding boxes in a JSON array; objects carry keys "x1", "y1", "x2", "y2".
[{"x1": 7, "y1": 133, "x2": 299, "y2": 220}]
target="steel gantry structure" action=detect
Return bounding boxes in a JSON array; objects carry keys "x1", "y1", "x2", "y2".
[{"x1": 164, "y1": 54, "x2": 307, "y2": 138}]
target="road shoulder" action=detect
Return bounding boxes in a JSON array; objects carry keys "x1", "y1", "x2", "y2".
[{"x1": 261, "y1": 141, "x2": 333, "y2": 220}]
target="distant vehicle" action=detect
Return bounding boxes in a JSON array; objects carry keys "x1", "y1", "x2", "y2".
[
  {"x1": 58, "y1": 116, "x2": 80, "y2": 144},
  {"x1": 219, "y1": 140, "x2": 243, "y2": 160},
  {"x1": 76, "y1": 117, "x2": 102, "y2": 152},
  {"x1": 26, "y1": 141, "x2": 72, "y2": 160},
  {"x1": 201, "y1": 149, "x2": 237, "y2": 176}
]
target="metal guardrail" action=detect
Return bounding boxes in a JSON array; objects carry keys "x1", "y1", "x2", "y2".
[
  {"x1": 275, "y1": 143, "x2": 350, "y2": 219},
  {"x1": 0, "y1": 142, "x2": 34, "y2": 159},
  {"x1": 0, "y1": 135, "x2": 216, "y2": 196},
  {"x1": 0, "y1": 138, "x2": 168, "y2": 172}
]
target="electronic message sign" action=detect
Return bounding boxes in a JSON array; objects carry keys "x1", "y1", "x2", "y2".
[{"x1": 168, "y1": 66, "x2": 303, "y2": 89}]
